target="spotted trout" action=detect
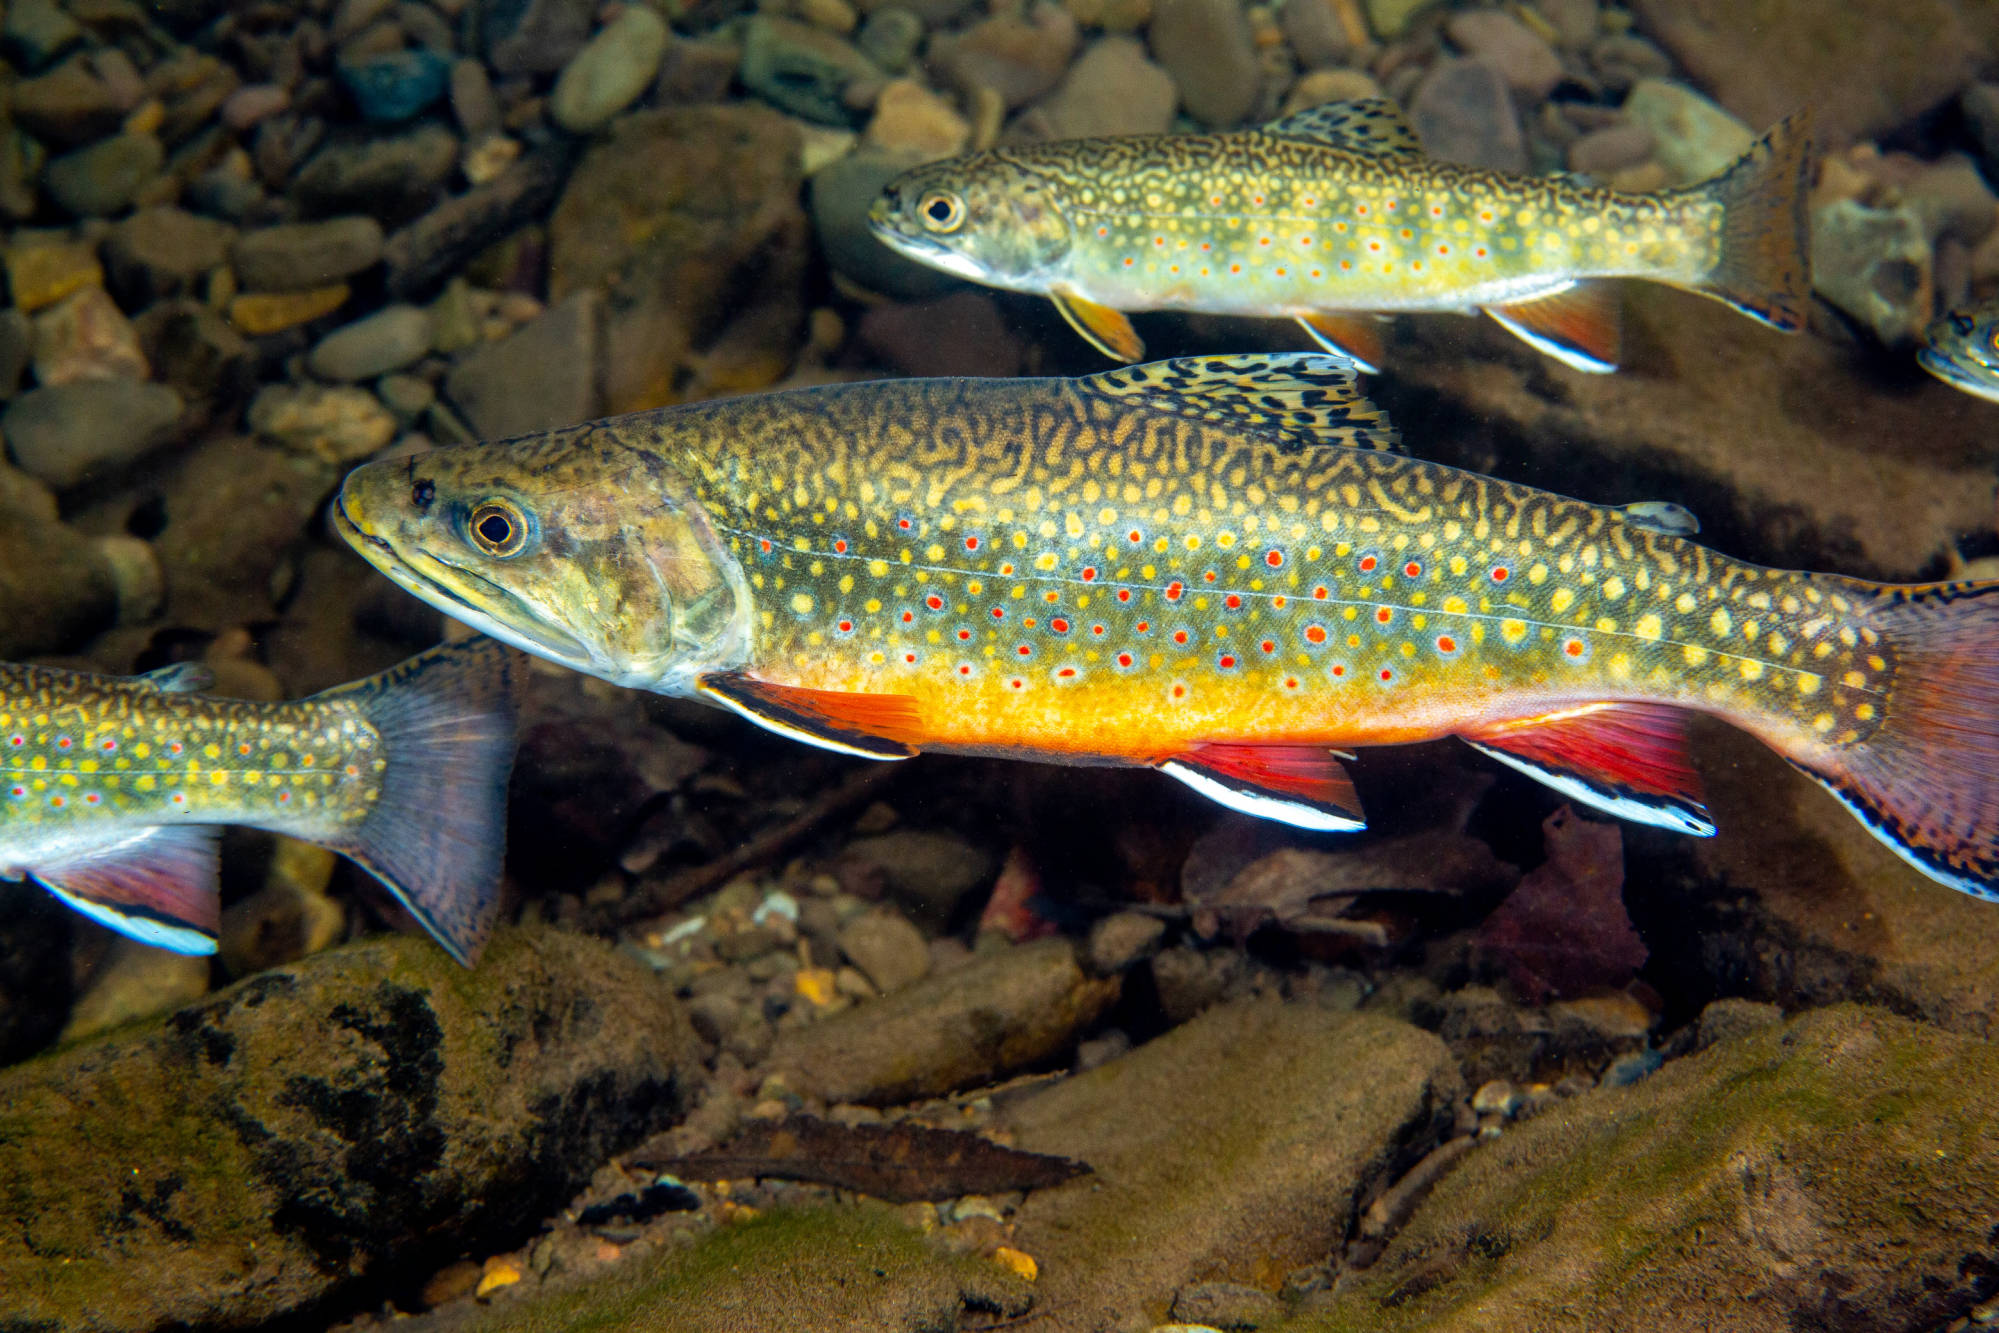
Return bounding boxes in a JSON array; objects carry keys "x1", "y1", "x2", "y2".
[
  {"x1": 335, "y1": 354, "x2": 1999, "y2": 899},
  {"x1": 867, "y1": 98, "x2": 1811, "y2": 374},
  {"x1": 0, "y1": 637, "x2": 518, "y2": 962},
  {"x1": 1920, "y1": 301, "x2": 1999, "y2": 404}
]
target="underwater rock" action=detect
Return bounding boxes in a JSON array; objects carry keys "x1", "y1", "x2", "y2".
[
  {"x1": 1000, "y1": 999, "x2": 1461, "y2": 1325},
  {"x1": 1409, "y1": 57, "x2": 1527, "y2": 172},
  {"x1": 2, "y1": 377, "x2": 183, "y2": 487},
  {"x1": 228, "y1": 283, "x2": 352, "y2": 336},
  {"x1": 1365, "y1": 0, "x2": 1435, "y2": 40},
  {"x1": 10, "y1": 49, "x2": 141, "y2": 147},
  {"x1": 0, "y1": 307, "x2": 30, "y2": 398},
  {"x1": 769, "y1": 937, "x2": 1119, "y2": 1103},
  {"x1": 444, "y1": 289, "x2": 602, "y2": 437},
  {"x1": 3, "y1": 232, "x2": 105, "y2": 313},
  {"x1": 1566, "y1": 121, "x2": 1655, "y2": 177},
  {"x1": 232, "y1": 214, "x2": 386, "y2": 292},
  {"x1": 1630, "y1": 0, "x2": 1993, "y2": 148},
  {"x1": 1035, "y1": 35, "x2": 1179, "y2": 139},
  {"x1": 1447, "y1": 10, "x2": 1564, "y2": 101},
  {"x1": 0, "y1": 928, "x2": 696, "y2": 1332},
  {"x1": 2, "y1": 0, "x2": 83, "y2": 71},
  {"x1": 838, "y1": 828, "x2": 997, "y2": 931},
  {"x1": 1279, "y1": 0, "x2": 1353, "y2": 70},
  {"x1": 383, "y1": 140, "x2": 575, "y2": 300},
  {"x1": 837, "y1": 906, "x2": 932, "y2": 994},
  {"x1": 810, "y1": 146, "x2": 963, "y2": 299},
  {"x1": 1315, "y1": 1005, "x2": 1999, "y2": 1329},
  {"x1": 31, "y1": 285, "x2": 148, "y2": 385},
  {"x1": 932, "y1": 1, "x2": 1078, "y2": 110},
  {"x1": 59, "y1": 936, "x2": 211, "y2": 1043},
  {"x1": 550, "y1": 5, "x2": 670, "y2": 133},
  {"x1": 863, "y1": 78, "x2": 971, "y2": 159},
  {"x1": 1810, "y1": 197, "x2": 1932, "y2": 346},
  {"x1": 1147, "y1": 0, "x2": 1257, "y2": 127},
  {"x1": 249, "y1": 381, "x2": 399, "y2": 463},
  {"x1": 307, "y1": 302, "x2": 434, "y2": 381},
  {"x1": 1084, "y1": 909, "x2": 1167, "y2": 975},
  {"x1": 103, "y1": 206, "x2": 237, "y2": 307},
  {"x1": 740, "y1": 14, "x2": 883, "y2": 125},
  {"x1": 857, "y1": 7, "x2": 926, "y2": 73},
  {"x1": 484, "y1": 0, "x2": 594, "y2": 76},
  {"x1": 547, "y1": 106, "x2": 806, "y2": 413},
  {"x1": 1616, "y1": 78, "x2": 1751, "y2": 187},
  {"x1": 0, "y1": 460, "x2": 120, "y2": 655},
  {"x1": 339, "y1": 48, "x2": 454, "y2": 124},
  {"x1": 292, "y1": 124, "x2": 460, "y2": 222},
  {"x1": 43, "y1": 132, "x2": 163, "y2": 218}
]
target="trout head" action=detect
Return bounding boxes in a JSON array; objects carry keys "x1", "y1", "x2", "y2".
[
  {"x1": 1920, "y1": 306, "x2": 1999, "y2": 404},
  {"x1": 334, "y1": 429, "x2": 751, "y2": 694},
  {"x1": 868, "y1": 152, "x2": 1074, "y2": 290}
]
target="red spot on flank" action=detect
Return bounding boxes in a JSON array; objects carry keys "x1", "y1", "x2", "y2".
[
  {"x1": 1357, "y1": 204, "x2": 1369, "y2": 215},
  {"x1": 175, "y1": 793, "x2": 188, "y2": 804},
  {"x1": 759, "y1": 538, "x2": 773, "y2": 553},
  {"x1": 1313, "y1": 585, "x2": 1329, "y2": 600},
  {"x1": 1565, "y1": 639, "x2": 1586, "y2": 657},
  {"x1": 1129, "y1": 530, "x2": 1142, "y2": 543},
  {"x1": 1156, "y1": 237, "x2": 1166, "y2": 246},
  {"x1": 898, "y1": 517, "x2": 912, "y2": 530},
  {"x1": 1385, "y1": 200, "x2": 1397, "y2": 212},
  {"x1": 1225, "y1": 594, "x2": 1242, "y2": 609},
  {"x1": 1165, "y1": 581, "x2": 1185, "y2": 601},
  {"x1": 1058, "y1": 667, "x2": 1076, "y2": 678},
  {"x1": 1305, "y1": 624, "x2": 1328, "y2": 645},
  {"x1": 926, "y1": 594, "x2": 943, "y2": 609},
  {"x1": 1219, "y1": 654, "x2": 1237, "y2": 669},
  {"x1": 1117, "y1": 652, "x2": 1135, "y2": 667},
  {"x1": 1266, "y1": 549, "x2": 1283, "y2": 568},
  {"x1": 1018, "y1": 645, "x2": 1032, "y2": 656},
  {"x1": 958, "y1": 629, "x2": 973, "y2": 640},
  {"x1": 56, "y1": 737, "x2": 70, "y2": 749},
  {"x1": 1431, "y1": 205, "x2": 1443, "y2": 217},
  {"x1": 1023, "y1": 617, "x2": 1037, "y2": 628},
  {"x1": 1044, "y1": 590, "x2": 1059, "y2": 603},
  {"x1": 84, "y1": 793, "x2": 99, "y2": 805},
  {"x1": 965, "y1": 536, "x2": 980, "y2": 550},
  {"x1": 904, "y1": 652, "x2": 917, "y2": 663},
  {"x1": 239, "y1": 743, "x2": 251, "y2": 755},
  {"x1": 1404, "y1": 561, "x2": 1421, "y2": 577},
  {"x1": 1173, "y1": 630, "x2": 1190, "y2": 644},
  {"x1": 959, "y1": 664, "x2": 973, "y2": 675},
  {"x1": 1011, "y1": 678, "x2": 1025, "y2": 689},
  {"x1": 1380, "y1": 667, "x2": 1394, "y2": 681},
  {"x1": 1340, "y1": 260, "x2": 1352, "y2": 270},
  {"x1": 1092, "y1": 623, "x2": 1106, "y2": 635},
  {"x1": 1437, "y1": 244, "x2": 1450, "y2": 256},
  {"x1": 1475, "y1": 247, "x2": 1487, "y2": 257},
  {"x1": 1231, "y1": 264, "x2": 1242, "y2": 274},
  {"x1": 1332, "y1": 664, "x2": 1347, "y2": 676},
  {"x1": 1260, "y1": 236, "x2": 1271, "y2": 246},
  {"x1": 1375, "y1": 607, "x2": 1393, "y2": 623},
  {"x1": 8, "y1": 786, "x2": 21, "y2": 797},
  {"x1": 1358, "y1": 555, "x2": 1378, "y2": 572},
  {"x1": 1098, "y1": 226, "x2": 1109, "y2": 237},
  {"x1": 1081, "y1": 566, "x2": 1098, "y2": 581},
  {"x1": 1136, "y1": 621, "x2": 1151, "y2": 632},
  {"x1": 837, "y1": 620, "x2": 854, "y2": 633},
  {"x1": 50, "y1": 795, "x2": 64, "y2": 808},
  {"x1": 901, "y1": 611, "x2": 914, "y2": 623},
  {"x1": 992, "y1": 607, "x2": 1005, "y2": 619},
  {"x1": 1051, "y1": 618, "x2": 1070, "y2": 633},
  {"x1": 1203, "y1": 570, "x2": 1218, "y2": 583},
  {"x1": 1437, "y1": 635, "x2": 1458, "y2": 653},
  {"x1": 1260, "y1": 640, "x2": 1276, "y2": 653},
  {"x1": 1491, "y1": 566, "x2": 1510, "y2": 582},
  {"x1": 833, "y1": 539, "x2": 848, "y2": 553},
  {"x1": 102, "y1": 740, "x2": 115, "y2": 751},
  {"x1": 1117, "y1": 588, "x2": 1133, "y2": 603},
  {"x1": 1124, "y1": 257, "x2": 1135, "y2": 267},
  {"x1": 1275, "y1": 267, "x2": 1287, "y2": 277},
  {"x1": 1172, "y1": 684, "x2": 1187, "y2": 698},
  {"x1": 1273, "y1": 596, "x2": 1287, "y2": 608},
  {"x1": 7, "y1": 736, "x2": 20, "y2": 747},
  {"x1": 169, "y1": 742, "x2": 182, "y2": 755}
]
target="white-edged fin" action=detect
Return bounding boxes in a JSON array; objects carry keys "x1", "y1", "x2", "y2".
[
  {"x1": 1466, "y1": 742, "x2": 1715, "y2": 835},
  {"x1": 1050, "y1": 289, "x2": 1144, "y2": 362},
  {"x1": 1918, "y1": 347, "x2": 1999, "y2": 405},
  {"x1": 1158, "y1": 742, "x2": 1366, "y2": 832},
  {"x1": 1261, "y1": 98, "x2": 1422, "y2": 157},
  {"x1": 1295, "y1": 313, "x2": 1386, "y2": 374},
  {"x1": 1621, "y1": 501, "x2": 1700, "y2": 537},
  {"x1": 136, "y1": 663, "x2": 215, "y2": 693},
  {"x1": 31, "y1": 825, "x2": 221, "y2": 954},
  {"x1": 1483, "y1": 284, "x2": 1622, "y2": 373},
  {"x1": 698, "y1": 671, "x2": 922, "y2": 761},
  {"x1": 1081, "y1": 353, "x2": 1401, "y2": 453},
  {"x1": 312, "y1": 637, "x2": 520, "y2": 966}
]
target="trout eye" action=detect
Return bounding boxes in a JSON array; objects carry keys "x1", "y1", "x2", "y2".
[
  {"x1": 467, "y1": 499, "x2": 530, "y2": 558},
  {"x1": 919, "y1": 191, "x2": 965, "y2": 233}
]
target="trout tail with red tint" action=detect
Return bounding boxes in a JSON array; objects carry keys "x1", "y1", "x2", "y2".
[{"x1": 1788, "y1": 580, "x2": 1999, "y2": 898}]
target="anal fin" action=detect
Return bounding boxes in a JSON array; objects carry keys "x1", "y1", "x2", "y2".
[
  {"x1": 1462, "y1": 703, "x2": 1713, "y2": 836},
  {"x1": 30, "y1": 825, "x2": 221, "y2": 954},
  {"x1": 1295, "y1": 313, "x2": 1386, "y2": 374},
  {"x1": 1051, "y1": 289, "x2": 1144, "y2": 362},
  {"x1": 1483, "y1": 283, "x2": 1622, "y2": 373},
  {"x1": 1159, "y1": 742, "x2": 1365, "y2": 831},
  {"x1": 700, "y1": 672, "x2": 924, "y2": 760}
]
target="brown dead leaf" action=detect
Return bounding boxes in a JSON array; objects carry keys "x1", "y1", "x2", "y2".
[
  {"x1": 631, "y1": 1115, "x2": 1090, "y2": 1203},
  {"x1": 1187, "y1": 834, "x2": 1518, "y2": 942},
  {"x1": 1474, "y1": 805, "x2": 1644, "y2": 1004}
]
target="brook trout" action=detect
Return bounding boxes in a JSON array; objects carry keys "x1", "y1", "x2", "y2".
[
  {"x1": 1920, "y1": 301, "x2": 1999, "y2": 403},
  {"x1": 0, "y1": 637, "x2": 518, "y2": 962},
  {"x1": 867, "y1": 98, "x2": 1811, "y2": 374},
  {"x1": 335, "y1": 354, "x2": 1999, "y2": 899}
]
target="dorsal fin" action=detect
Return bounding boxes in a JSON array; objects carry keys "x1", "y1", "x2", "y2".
[
  {"x1": 1261, "y1": 98, "x2": 1422, "y2": 157},
  {"x1": 1620, "y1": 501, "x2": 1699, "y2": 537},
  {"x1": 1080, "y1": 354, "x2": 1402, "y2": 453}
]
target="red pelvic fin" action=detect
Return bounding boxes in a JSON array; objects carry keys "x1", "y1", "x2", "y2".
[
  {"x1": 1158, "y1": 742, "x2": 1366, "y2": 831},
  {"x1": 699, "y1": 672, "x2": 925, "y2": 760},
  {"x1": 1791, "y1": 580, "x2": 1999, "y2": 898},
  {"x1": 1483, "y1": 283, "x2": 1622, "y2": 373},
  {"x1": 1462, "y1": 703, "x2": 1713, "y2": 836},
  {"x1": 1295, "y1": 313, "x2": 1386, "y2": 374},
  {"x1": 31, "y1": 825, "x2": 222, "y2": 955}
]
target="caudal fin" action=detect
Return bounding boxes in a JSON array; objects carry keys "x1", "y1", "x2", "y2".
[
  {"x1": 1789, "y1": 580, "x2": 1999, "y2": 899},
  {"x1": 315, "y1": 636, "x2": 521, "y2": 964},
  {"x1": 1693, "y1": 108, "x2": 1812, "y2": 332}
]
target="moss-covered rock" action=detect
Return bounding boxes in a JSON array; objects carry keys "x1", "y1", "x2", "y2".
[
  {"x1": 999, "y1": 999, "x2": 1464, "y2": 1328},
  {"x1": 0, "y1": 927, "x2": 696, "y2": 1332},
  {"x1": 1292, "y1": 1005, "x2": 1999, "y2": 1331},
  {"x1": 409, "y1": 1205, "x2": 1032, "y2": 1332}
]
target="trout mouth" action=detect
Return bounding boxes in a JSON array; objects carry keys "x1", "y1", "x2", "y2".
[{"x1": 332, "y1": 496, "x2": 596, "y2": 673}]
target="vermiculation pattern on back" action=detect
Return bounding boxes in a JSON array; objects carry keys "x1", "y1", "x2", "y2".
[{"x1": 627, "y1": 356, "x2": 1889, "y2": 759}]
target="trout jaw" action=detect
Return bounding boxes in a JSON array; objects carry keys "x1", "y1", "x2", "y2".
[{"x1": 868, "y1": 161, "x2": 1074, "y2": 293}]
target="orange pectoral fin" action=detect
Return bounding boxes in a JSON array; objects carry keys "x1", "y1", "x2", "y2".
[
  {"x1": 1159, "y1": 742, "x2": 1366, "y2": 831},
  {"x1": 1295, "y1": 313, "x2": 1386, "y2": 374},
  {"x1": 1051, "y1": 289, "x2": 1145, "y2": 362},
  {"x1": 1462, "y1": 702, "x2": 1713, "y2": 836},
  {"x1": 698, "y1": 672, "x2": 925, "y2": 760},
  {"x1": 1483, "y1": 283, "x2": 1622, "y2": 373}
]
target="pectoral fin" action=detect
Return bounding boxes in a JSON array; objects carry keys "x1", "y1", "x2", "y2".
[
  {"x1": 1483, "y1": 284, "x2": 1622, "y2": 373},
  {"x1": 699, "y1": 672, "x2": 925, "y2": 760},
  {"x1": 1295, "y1": 313, "x2": 1386, "y2": 374},
  {"x1": 1158, "y1": 742, "x2": 1366, "y2": 831},
  {"x1": 30, "y1": 825, "x2": 221, "y2": 954},
  {"x1": 1051, "y1": 290, "x2": 1144, "y2": 363},
  {"x1": 1462, "y1": 703, "x2": 1713, "y2": 835}
]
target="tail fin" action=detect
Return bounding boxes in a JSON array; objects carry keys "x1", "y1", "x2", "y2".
[
  {"x1": 1788, "y1": 581, "x2": 1999, "y2": 899},
  {"x1": 315, "y1": 636, "x2": 521, "y2": 964},
  {"x1": 1693, "y1": 108, "x2": 1812, "y2": 332}
]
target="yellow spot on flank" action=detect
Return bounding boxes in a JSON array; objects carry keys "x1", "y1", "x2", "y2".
[
  {"x1": 1855, "y1": 702, "x2": 1876, "y2": 721},
  {"x1": 1710, "y1": 608, "x2": 1732, "y2": 637},
  {"x1": 791, "y1": 592, "x2": 815, "y2": 615},
  {"x1": 1500, "y1": 618, "x2": 1527, "y2": 644},
  {"x1": 1549, "y1": 587, "x2": 1575, "y2": 614},
  {"x1": 1812, "y1": 712, "x2": 1835, "y2": 733},
  {"x1": 1601, "y1": 576, "x2": 1626, "y2": 600},
  {"x1": 1635, "y1": 613, "x2": 1663, "y2": 641},
  {"x1": 1675, "y1": 592, "x2": 1697, "y2": 614},
  {"x1": 1738, "y1": 659, "x2": 1764, "y2": 682},
  {"x1": 1681, "y1": 643, "x2": 1708, "y2": 666}
]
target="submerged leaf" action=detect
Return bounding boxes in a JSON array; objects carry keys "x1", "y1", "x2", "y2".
[
  {"x1": 632, "y1": 1115, "x2": 1090, "y2": 1203},
  {"x1": 1187, "y1": 834, "x2": 1518, "y2": 942},
  {"x1": 1474, "y1": 805, "x2": 1644, "y2": 1004}
]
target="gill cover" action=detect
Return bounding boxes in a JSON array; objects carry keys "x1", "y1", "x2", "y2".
[{"x1": 335, "y1": 425, "x2": 751, "y2": 694}]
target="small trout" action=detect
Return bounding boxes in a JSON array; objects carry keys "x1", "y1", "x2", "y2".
[
  {"x1": 335, "y1": 354, "x2": 1999, "y2": 900},
  {"x1": 867, "y1": 98, "x2": 1811, "y2": 374},
  {"x1": 0, "y1": 637, "x2": 518, "y2": 963},
  {"x1": 1920, "y1": 302, "x2": 1999, "y2": 403}
]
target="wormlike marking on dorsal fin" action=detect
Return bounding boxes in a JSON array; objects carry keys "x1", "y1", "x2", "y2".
[
  {"x1": 1260, "y1": 97, "x2": 1423, "y2": 157},
  {"x1": 1079, "y1": 353, "x2": 1402, "y2": 454},
  {"x1": 1621, "y1": 501, "x2": 1700, "y2": 537},
  {"x1": 136, "y1": 663, "x2": 214, "y2": 694}
]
